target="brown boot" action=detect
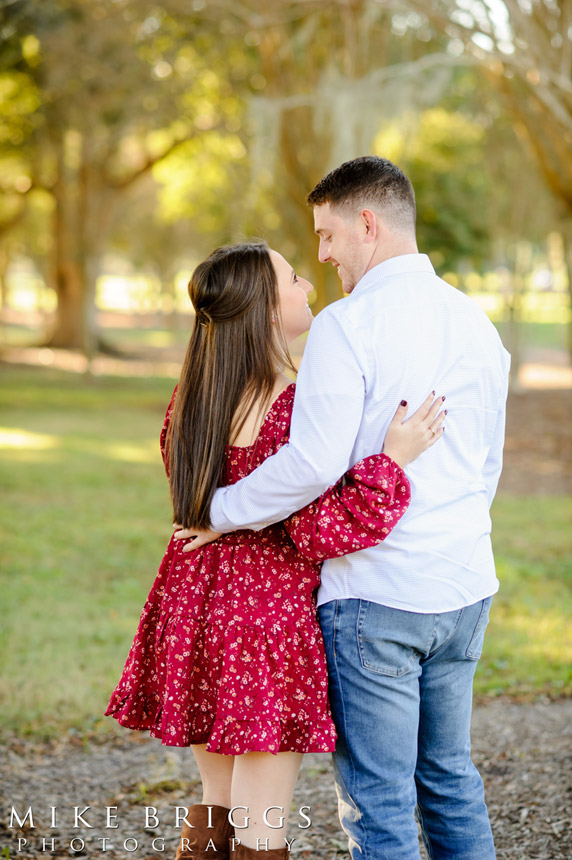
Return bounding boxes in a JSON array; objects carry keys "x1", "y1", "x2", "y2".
[
  {"x1": 175, "y1": 804, "x2": 234, "y2": 860},
  {"x1": 231, "y1": 845, "x2": 288, "y2": 859}
]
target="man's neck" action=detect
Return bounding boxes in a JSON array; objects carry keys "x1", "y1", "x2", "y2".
[{"x1": 366, "y1": 239, "x2": 419, "y2": 273}]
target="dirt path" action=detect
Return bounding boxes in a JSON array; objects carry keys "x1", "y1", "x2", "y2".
[
  {"x1": 1, "y1": 700, "x2": 571, "y2": 859},
  {"x1": 499, "y1": 388, "x2": 572, "y2": 495}
]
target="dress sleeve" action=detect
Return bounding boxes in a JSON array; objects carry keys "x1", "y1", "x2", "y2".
[
  {"x1": 160, "y1": 386, "x2": 178, "y2": 477},
  {"x1": 283, "y1": 453, "x2": 410, "y2": 562}
]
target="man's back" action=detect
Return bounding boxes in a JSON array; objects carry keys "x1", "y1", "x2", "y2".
[
  {"x1": 312, "y1": 254, "x2": 511, "y2": 612},
  {"x1": 297, "y1": 156, "x2": 500, "y2": 860}
]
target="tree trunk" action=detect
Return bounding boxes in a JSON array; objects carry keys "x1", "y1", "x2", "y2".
[
  {"x1": 45, "y1": 136, "x2": 111, "y2": 357},
  {"x1": 45, "y1": 142, "x2": 88, "y2": 350},
  {"x1": 46, "y1": 259, "x2": 86, "y2": 349}
]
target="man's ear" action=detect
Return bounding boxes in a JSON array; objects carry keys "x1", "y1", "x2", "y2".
[{"x1": 361, "y1": 208, "x2": 378, "y2": 241}]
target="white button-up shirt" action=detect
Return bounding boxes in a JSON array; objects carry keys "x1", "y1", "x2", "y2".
[{"x1": 210, "y1": 254, "x2": 511, "y2": 613}]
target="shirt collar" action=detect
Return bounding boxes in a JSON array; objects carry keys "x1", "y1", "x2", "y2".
[{"x1": 352, "y1": 254, "x2": 435, "y2": 296}]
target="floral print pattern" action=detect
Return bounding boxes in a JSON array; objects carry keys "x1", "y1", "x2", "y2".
[{"x1": 105, "y1": 384, "x2": 410, "y2": 754}]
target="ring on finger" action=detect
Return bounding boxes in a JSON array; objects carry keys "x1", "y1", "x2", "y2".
[{"x1": 431, "y1": 428, "x2": 436, "y2": 436}]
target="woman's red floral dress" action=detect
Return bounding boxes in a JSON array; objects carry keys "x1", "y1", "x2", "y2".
[{"x1": 105, "y1": 384, "x2": 410, "y2": 754}]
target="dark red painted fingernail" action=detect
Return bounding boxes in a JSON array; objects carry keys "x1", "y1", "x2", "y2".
[
  {"x1": 442, "y1": 395, "x2": 446, "y2": 401},
  {"x1": 444, "y1": 409, "x2": 448, "y2": 415},
  {"x1": 432, "y1": 390, "x2": 435, "y2": 395},
  {"x1": 401, "y1": 400, "x2": 407, "y2": 406}
]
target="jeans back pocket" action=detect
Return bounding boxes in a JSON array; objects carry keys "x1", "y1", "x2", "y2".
[{"x1": 357, "y1": 600, "x2": 431, "y2": 677}]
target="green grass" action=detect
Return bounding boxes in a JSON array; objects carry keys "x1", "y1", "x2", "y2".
[
  {"x1": 0, "y1": 367, "x2": 176, "y2": 739},
  {"x1": 0, "y1": 367, "x2": 570, "y2": 740},
  {"x1": 480, "y1": 495, "x2": 572, "y2": 698}
]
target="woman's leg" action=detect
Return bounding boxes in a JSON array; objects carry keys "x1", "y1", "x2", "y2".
[
  {"x1": 175, "y1": 746, "x2": 235, "y2": 859},
  {"x1": 230, "y1": 751, "x2": 303, "y2": 850},
  {"x1": 191, "y1": 744, "x2": 235, "y2": 807}
]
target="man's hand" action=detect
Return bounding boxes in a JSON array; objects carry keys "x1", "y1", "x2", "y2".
[{"x1": 172, "y1": 524, "x2": 222, "y2": 552}]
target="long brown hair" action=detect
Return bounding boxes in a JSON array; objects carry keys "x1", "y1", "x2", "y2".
[{"x1": 168, "y1": 241, "x2": 296, "y2": 530}]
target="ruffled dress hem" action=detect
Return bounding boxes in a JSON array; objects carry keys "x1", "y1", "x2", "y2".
[{"x1": 105, "y1": 688, "x2": 336, "y2": 754}]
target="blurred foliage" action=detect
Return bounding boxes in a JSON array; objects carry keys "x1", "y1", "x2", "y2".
[
  {"x1": 0, "y1": 0, "x2": 569, "y2": 350},
  {"x1": 372, "y1": 67, "x2": 561, "y2": 275},
  {"x1": 375, "y1": 104, "x2": 491, "y2": 271},
  {"x1": 406, "y1": 0, "x2": 572, "y2": 217},
  {"x1": 0, "y1": 0, "x2": 250, "y2": 348}
]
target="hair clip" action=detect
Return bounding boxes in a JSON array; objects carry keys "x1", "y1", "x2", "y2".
[{"x1": 196, "y1": 310, "x2": 211, "y2": 328}]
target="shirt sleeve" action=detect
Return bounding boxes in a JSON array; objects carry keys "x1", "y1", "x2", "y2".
[
  {"x1": 283, "y1": 453, "x2": 410, "y2": 562},
  {"x1": 209, "y1": 307, "x2": 367, "y2": 532},
  {"x1": 483, "y1": 351, "x2": 510, "y2": 506}
]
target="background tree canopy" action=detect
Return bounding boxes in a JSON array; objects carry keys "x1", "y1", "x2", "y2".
[{"x1": 0, "y1": 0, "x2": 569, "y2": 354}]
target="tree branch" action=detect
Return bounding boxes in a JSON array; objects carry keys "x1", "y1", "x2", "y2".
[{"x1": 106, "y1": 124, "x2": 223, "y2": 190}]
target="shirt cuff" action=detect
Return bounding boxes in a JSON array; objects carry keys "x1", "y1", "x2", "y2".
[{"x1": 210, "y1": 488, "x2": 235, "y2": 533}]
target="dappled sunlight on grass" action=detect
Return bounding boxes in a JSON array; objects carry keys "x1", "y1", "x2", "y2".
[
  {"x1": 0, "y1": 427, "x2": 58, "y2": 450},
  {"x1": 104, "y1": 442, "x2": 159, "y2": 463},
  {"x1": 1, "y1": 367, "x2": 571, "y2": 735},
  {"x1": 61, "y1": 436, "x2": 160, "y2": 464},
  {"x1": 488, "y1": 605, "x2": 572, "y2": 662},
  {"x1": 0, "y1": 426, "x2": 159, "y2": 464}
]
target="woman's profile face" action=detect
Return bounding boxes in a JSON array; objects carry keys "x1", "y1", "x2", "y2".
[{"x1": 270, "y1": 250, "x2": 314, "y2": 343}]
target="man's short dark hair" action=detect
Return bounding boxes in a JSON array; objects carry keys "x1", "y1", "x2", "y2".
[{"x1": 307, "y1": 156, "x2": 416, "y2": 233}]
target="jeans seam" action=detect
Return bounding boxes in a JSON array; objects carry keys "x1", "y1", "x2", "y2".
[
  {"x1": 466, "y1": 597, "x2": 491, "y2": 658},
  {"x1": 332, "y1": 601, "x2": 351, "y2": 794},
  {"x1": 331, "y1": 599, "x2": 339, "y2": 663},
  {"x1": 421, "y1": 614, "x2": 439, "y2": 656},
  {"x1": 425, "y1": 607, "x2": 464, "y2": 661},
  {"x1": 416, "y1": 802, "x2": 436, "y2": 860},
  {"x1": 330, "y1": 601, "x2": 367, "y2": 855}
]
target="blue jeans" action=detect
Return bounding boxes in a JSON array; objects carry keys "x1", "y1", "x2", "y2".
[{"x1": 318, "y1": 597, "x2": 495, "y2": 860}]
